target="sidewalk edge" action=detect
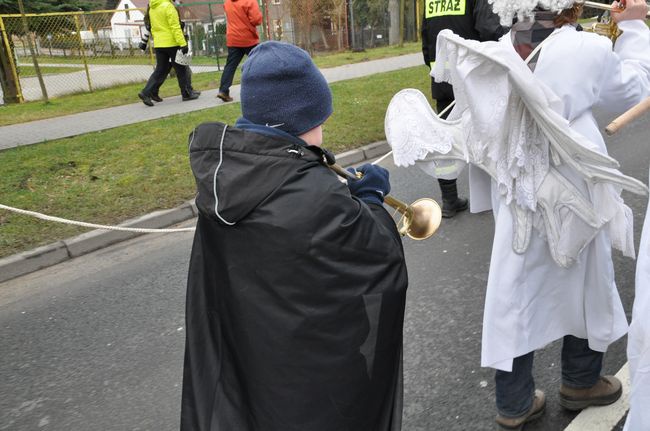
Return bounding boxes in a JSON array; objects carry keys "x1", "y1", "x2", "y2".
[{"x1": 0, "y1": 141, "x2": 390, "y2": 283}]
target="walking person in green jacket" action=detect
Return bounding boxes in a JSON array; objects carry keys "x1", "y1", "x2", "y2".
[{"x1": 138, "y1": 0, "x2": 200, "y2": 106}]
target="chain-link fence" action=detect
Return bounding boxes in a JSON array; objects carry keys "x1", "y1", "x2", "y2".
[
  {"x1": 0, "y1": 1, "x2": 231, "y2": 103},
  {"x1": 0, "y1": 0, "x2": 419, "y2": 104}
]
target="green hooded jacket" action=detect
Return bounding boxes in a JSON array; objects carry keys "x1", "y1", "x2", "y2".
[{"x1": 148, "y1": 0, "x2": 187, "y2": 48}]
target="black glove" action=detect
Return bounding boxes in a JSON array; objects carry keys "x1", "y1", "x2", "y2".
[
  {"x1": 138, "y1": 41, "x2": 147, "y2": 51},
  {"x1": 180, "y1": 45, "x2": 189, "y2": 54},
  {"x1": 346, "y1": 163, "x2": 390, "y2": 206}
]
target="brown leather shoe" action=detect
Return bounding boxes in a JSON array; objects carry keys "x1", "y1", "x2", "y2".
[
  {"x1": 495, "y1": 390, "x2": 546, "y2": 430},
  {"x1": 216, "y1": 92, "x2": 233, "y2": 102},
  {"x1": 559, "y1": 375, "x2": 622, "y2": 411}
]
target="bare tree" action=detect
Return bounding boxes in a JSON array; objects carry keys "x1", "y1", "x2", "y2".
[
  {"x1": 287, "y1": 0, "x2": 316, "y2": 52},
  {"x1": 388, "y1": 0, "x2": 399, "y2": 45}
]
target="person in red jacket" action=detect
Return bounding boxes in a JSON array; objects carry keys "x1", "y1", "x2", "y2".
[{"x1": 216, "y1": 0, "x2": 263, "y2": 102}]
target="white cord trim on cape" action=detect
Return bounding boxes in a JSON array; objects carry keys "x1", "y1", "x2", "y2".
[{"x1": 213, "y1": 124, "x2": 236, "y2": 226}]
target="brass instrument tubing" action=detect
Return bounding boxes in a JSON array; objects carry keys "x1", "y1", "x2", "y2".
[{"x1": 583, "y1": 1, "x2": 650, "y2": 17}]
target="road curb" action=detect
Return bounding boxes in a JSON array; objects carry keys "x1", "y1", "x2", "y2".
[{"x1": 0, "y1": 141, "x2": 390, "y2": 283}]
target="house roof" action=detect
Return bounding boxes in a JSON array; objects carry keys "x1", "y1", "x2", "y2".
[
  {"x1": 177, "y1": 3, "x2": 225, "y2": 22},
  {"x1": 130, "y1": 0, "x2": 149, "y2": 8}
]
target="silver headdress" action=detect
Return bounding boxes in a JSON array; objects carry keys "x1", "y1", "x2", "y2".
[{"x1": 488, "y1": 0, "x2": 584, "y2": 26}]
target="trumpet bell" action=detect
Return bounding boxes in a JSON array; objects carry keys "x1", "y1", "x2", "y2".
[{"x1": 398, "y1": 198, "x2": 442, "y2": 240}]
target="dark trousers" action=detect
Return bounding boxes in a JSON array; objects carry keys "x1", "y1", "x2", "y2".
[
  {"x1": 142, "y1": 47, "x2": 191, "y2": 98},
  {"x1": 435, "y1": 97, "x2": 454, "y2": 120},
  {"x1": 495, "y1": 335, "x2": 603, "y2": 417},
  {"x1": 219, "y1": 45, "x2": 256, "y2": 95},
  {"x1": 431, "y1": 79, "x2": 457, "y2": 193}
]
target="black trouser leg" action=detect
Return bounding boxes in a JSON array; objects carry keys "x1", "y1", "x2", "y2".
[
  {"x1": 151, "y1": 59, "x2": 172, "y2": 97},
  {"x1": 435, "y1": 96, "x2": 454, "y2": 120},
  {"x1": 142, "y1": 47, "x2": 176, "y2": 97},
  {"x1": 171, "y1": 57, "x2": 190, "y2": 98},
  {"x1": 219, "y1": 45, "x2": 255, "y2": 95}
]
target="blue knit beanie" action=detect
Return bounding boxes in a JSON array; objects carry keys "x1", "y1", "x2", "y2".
[{"x1": 241, "y1": 41, "x2": 333, "y2": 137}]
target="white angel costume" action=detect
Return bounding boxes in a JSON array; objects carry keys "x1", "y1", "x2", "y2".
[
  {"x1": 625, "y1": 169, "x2": 650, "y2": 430},
  {"x1": 386, "y1": 20, "x2": 650, "y2": 372}
]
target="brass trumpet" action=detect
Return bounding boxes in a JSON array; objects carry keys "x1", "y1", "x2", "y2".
[
  {"x1": 583, "y1": 1, "x2": 650, "y2": 41},
  {"x1": 329, "y1": 163, "x2": 442, "y2": 240}
]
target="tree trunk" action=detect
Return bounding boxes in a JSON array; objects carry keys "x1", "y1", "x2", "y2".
[
  {"x1": 0, "y1": 37, "x2": 21, "y2": 103},
  {"x1": 388, "y1": 0, "x2": 400, "y2": 45},
  {"x1": 319, "y1": 26, "x2": 329, "y2": 50}
]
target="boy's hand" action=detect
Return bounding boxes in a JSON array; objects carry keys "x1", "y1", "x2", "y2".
[{"x1": 346, "y1": 164, "x2": 391, "y2": 206}]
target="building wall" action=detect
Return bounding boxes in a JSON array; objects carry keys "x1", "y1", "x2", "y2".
[{"x1": 110, "y1": 0, "x2": 145, "y2": 42}]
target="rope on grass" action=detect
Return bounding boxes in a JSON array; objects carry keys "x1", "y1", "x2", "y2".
[
  {"x1": 1, "y1": 154, "x2": 396, "y2": 235},
  {"x1": 0, "y1": 204, "x2": 195, "y2": 233}
]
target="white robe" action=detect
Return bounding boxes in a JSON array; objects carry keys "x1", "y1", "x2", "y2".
[
  {"x1": 624, "y1": 168, "x2": 650, "y2": 431},
  {"x1": 479, "y1": 21, "x2": 650, "y2": 371}
]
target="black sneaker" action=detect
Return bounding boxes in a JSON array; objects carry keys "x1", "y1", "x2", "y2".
[
  {"x1": 182, "y1": 91, "x2": 200, "y2": 101},
  {"x1": 138, "y1": 92, "x2": 153, "y2": 106},
  {"x1": 151, "y1": 94, "x2": 163, "y2": 102}
]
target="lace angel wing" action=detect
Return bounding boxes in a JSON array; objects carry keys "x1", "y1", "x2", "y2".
[
  {"x1": 384, "y1": 89, "x2": 461, "y2": 167},
  {"x1": 434, "y1": 29, "x2": 646, "y2": 265},
  {"x1": 435, "y1": 30, "x2": 648, "y2": 205}
]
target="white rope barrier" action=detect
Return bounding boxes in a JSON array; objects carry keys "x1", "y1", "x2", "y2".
[
  {"x1": 371, "y1": 150, "x2": 394, "y2": 166},
  {"x1": 0, "y1": 204, "x2": 195, "y2": 233},
  {"x1": 1, "y1": 148, "x2": 398, "y2": 235}
]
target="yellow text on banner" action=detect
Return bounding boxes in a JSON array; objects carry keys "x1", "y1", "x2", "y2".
[{"x1": 425, "y1": 0, "x2": 466, "y2": 18}]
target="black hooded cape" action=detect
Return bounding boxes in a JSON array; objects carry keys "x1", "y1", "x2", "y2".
[{"x1": 181, "y1": 122, "x2": 409, "y2": 431}]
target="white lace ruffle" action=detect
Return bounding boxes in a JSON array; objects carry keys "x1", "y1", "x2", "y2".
[
  {"x1": 385, "y1": 89, "x2": 455, "y2": 167},
  {"x1": 488, "y1": 0, "x2": 579, "y2": 26},
  {"x1": 434, "y1": 33, "x2": 548, "y2": 212},
  {"x1": 401, "y1": 29, "x2": 649, "y2": 267}
]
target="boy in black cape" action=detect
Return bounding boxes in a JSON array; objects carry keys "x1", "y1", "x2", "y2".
[{"x1": 181, "y1": 41, "x2": 409, "y2": 431}]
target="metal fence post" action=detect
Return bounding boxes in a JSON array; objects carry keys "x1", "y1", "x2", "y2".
[
  {"x1": 259, "y1": 0, "x2": 267, "y2": 41},
  {"x1": 17, "y1": 0, "x2": 48, "y2": 102},
  {"x1": 74, "y1": 14, "x2": 93, "y2": 92},
  {"x1": 0, "y1": 15, "x2": 24, "y2": 103}
]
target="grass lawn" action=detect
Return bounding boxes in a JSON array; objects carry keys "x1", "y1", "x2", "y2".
[
  {"x1": 0, "y1": 42, "x2": 421, "y2": 127},
  {"x1": 29, "y1": 53, "x2": 235, "y2": 66},
  {"x1": 0, "y1": 71, "x2": 228, "y2": 126},
  {"x1": 18, "y1": 65, "x2": 84, "y2": 77},
  {"x1": 0, "y1": 65, "x2": 433, "y2": 258}
]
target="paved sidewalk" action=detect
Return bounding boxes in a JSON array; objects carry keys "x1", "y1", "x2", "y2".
[
  {"x1": 0, "y1": 53, "x2": 422, "y2": 151},
  {"x1": 1, "y1": 64, "x2": 220, "y2": 102}
]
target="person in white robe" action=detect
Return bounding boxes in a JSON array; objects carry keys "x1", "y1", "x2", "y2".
[
  {"x1": 625, "y1": 165, "x2": 650, "y2": 430},
  {"x1": 472, "y1": 0, "x2": 650, "y2": 429}
]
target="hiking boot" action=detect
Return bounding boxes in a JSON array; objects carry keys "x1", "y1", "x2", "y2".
[
  {"x1": 182, "y1": 91, "x2": 200, "y2": 101},
  {"x1": 151, "y1": 94, "x2": 163, "y2": 102},
  {"x1": 496, "y1": 390, "x2": 546, "y2": 430},
  {"x1": 559, "y1": 376, "x2": 622, "y2": 411},
  {"x1": 138, "y1": 92, "x2": 153, "y2": 107},
  {"x1": 438, "y1": 178, "x2": 468, "y2": 218},
  {"x1": 217, "y1": 92, "x2": 233, "y2": 102}
]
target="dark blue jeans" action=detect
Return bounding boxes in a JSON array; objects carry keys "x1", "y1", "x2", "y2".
[
  {"x1": 142, "y1": 47, "x2": 191, "y2": 98},
  {"x1": 218, "y1": 45, "x2": 256, "y2": 95},
  {"x1": 495, "y1": 335, "x2": 603, "y2": 417}
]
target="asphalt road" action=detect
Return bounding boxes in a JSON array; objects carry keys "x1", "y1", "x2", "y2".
[{"x1": 0, "y1": 112, "x2": 648, "y2": 430}]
